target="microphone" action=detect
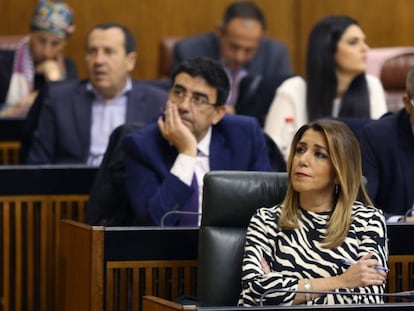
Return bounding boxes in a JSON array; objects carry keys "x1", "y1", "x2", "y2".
[
  {"x1": 160, "y1": 210, "x2": 202, "y2": 227},
  {"x1": 259, "y1": 288, "x2": 414, "y2": 306}
]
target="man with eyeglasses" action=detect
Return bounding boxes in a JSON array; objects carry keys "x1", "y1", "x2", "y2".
[
  {"x1": 360, "y1": 67, "x2": 414, "y2": 222},
  {"x1": 123, "y1": 57, "x2": 273, "y2": 226}
]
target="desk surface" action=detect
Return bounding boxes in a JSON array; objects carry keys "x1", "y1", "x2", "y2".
[
  {"x1": 0, "y1": 164, "x2": 97, "y2": 194},
  {"x1": 387, "y1": 223, "x2": 414, "y2": 255},
  {"x1": 104, "y1": 227, "x2": 199, "y2": 261},
  {"x1": 0, "y1": 117, "x2": 24, "y2": 140},
  {"x1": 99, "y1": 223, "x2": 414, "y2": 261}
]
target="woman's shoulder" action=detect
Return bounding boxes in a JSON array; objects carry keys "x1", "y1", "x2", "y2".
[
  {"x1": 253, "y1": 204, "x2": 282, "y2": 222},
  {"x1": 278, "y1": 75, "x2": 306, "y2": 91},
  {"x1": 365, "y1": 74, "x2": 383, "y2": 88},
  {"x1": 351, "y1": 201, "x2": 385, "y2": 221}
]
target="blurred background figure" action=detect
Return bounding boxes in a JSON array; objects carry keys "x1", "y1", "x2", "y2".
[
  {"x1": 264, "y1": 15, "x2": 387, "y2": 161},
  {"x1": 27, "y1": 22, "x2": 167, "y2": 165},
  {"x1": 0, "y1": 0, "x2": 77, "y2": 117},
  {"x1": 171, "y1": 1, "x2": 292, "y2": 125}
]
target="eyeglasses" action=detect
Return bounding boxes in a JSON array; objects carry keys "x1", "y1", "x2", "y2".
[{"x1": 169, "y1": 87, "x2": 216, "y2": 110}]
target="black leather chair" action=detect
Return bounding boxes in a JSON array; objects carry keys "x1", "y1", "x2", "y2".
[
  {"x1": 85, "y1": 122, "x2": 144, "y2": 226},
  {"x1": 197, "y1": 170, "x2": 289, "y2": 307}
]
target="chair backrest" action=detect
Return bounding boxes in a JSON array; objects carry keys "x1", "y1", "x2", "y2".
[
  {"x1": 158, "y1": 36, "x2": 181, "y2": 78},
  {"x1": 197, "y1": 171, "x2": 288, "y2": 307},
  {"x1": 367, "y1": 47, "x2": 414, "y2": 112},
  {"x1": 85, "y1": 122, "x2": 144, "y2": 226}
]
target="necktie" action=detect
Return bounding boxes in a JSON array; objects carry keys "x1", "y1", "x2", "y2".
[
  {"x1": 179, "y1": 174, "x2": 199, "y2": 226},
  {"x1": 227, "y1": 70, "x2": 239, "y2": 106}
]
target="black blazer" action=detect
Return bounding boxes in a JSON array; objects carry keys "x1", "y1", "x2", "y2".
[{"x1": 360, "y1": 109, "x2": 414, "y2": 218}]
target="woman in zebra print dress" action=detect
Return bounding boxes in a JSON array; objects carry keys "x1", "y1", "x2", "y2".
[{"x1": 239, "y1": 120, "x2": 388, "y2": 306}]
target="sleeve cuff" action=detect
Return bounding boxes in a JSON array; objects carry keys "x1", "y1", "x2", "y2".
[{"x1": 170, "y1": 153, "x2": 196, "y2": 185}]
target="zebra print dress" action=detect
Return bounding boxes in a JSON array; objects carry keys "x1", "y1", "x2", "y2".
[{"x1": 238, "y1": 201, "x2": 388, "y2": 306}]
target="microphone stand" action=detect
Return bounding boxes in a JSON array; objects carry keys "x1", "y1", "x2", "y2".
[
  {"x1": 259, "y1": 288, "x2": 414, "y2": 306},
  {"x1": 403, "y1": 207, "x2": 414, "y2": 222}
]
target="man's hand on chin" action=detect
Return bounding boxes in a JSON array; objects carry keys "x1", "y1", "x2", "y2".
[{"x1": 157, "y1": 101, "x2": 197, "y2": 156}]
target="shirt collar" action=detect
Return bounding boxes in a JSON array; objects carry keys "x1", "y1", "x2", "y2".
[
  {"x1": 86, "y1": 76, "x2": 132, "y2": 100},
  {"x1": 197, "y1": 127, "x2": 211, "y2": 156}
]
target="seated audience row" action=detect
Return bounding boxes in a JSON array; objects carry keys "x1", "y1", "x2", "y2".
[{"x1": 0, "y1": 1, "x2": 410, "y2": 229}]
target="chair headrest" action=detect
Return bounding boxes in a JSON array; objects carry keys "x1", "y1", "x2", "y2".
[
  {"x1": 381, "y1": 53, "x2": 414, "y2": 90},
  {"x1": 201, "y1": 171, "x2": 288, "y2": 227}
]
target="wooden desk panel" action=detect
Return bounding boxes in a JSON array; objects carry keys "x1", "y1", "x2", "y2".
[
  {"x1": 0, "y1": 165, "x2": 97, "y2": 311},
  {"x1": 60, "y1": 222, "x2": 199, "y2": 311},
  {"x1": 1, "y1": 194, "x2": 89, "y2": 311}
]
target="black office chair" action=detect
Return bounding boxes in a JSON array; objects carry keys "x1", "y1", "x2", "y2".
[
  {"x1": 197, "y1": 170, "x2": 289, "y2": 306},
  {"x1": 85, "y1": 122, "x2": 144, "y2": 226},
  {"x1": 146, "y1": 171, "x2": 288, "y2": 308}
]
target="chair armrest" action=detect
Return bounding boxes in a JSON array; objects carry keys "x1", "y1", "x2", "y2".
[{"x1": 142, "y1": 296, "x2": 197, "y2": 311}]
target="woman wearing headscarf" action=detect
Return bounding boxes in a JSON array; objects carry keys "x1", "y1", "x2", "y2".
[{"x1": 0, "y1": 0, "x2": 77, "y2": 117}]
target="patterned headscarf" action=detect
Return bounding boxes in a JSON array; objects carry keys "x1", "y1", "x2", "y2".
[{"x1": 30, "y1": 0, "x2": 75, "y2": 38}]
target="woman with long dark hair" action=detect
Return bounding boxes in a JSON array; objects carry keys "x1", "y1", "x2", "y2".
[{"x1": 264, "y1": 16, "x2": 387, "y2": 160}]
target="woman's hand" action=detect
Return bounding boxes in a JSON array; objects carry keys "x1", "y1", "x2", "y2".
[
  {"x1": 36, "y1": 54, "x2": 65, "y2": 81},
  {"x1": 339, "y1": 253, "x2": 387, "y2": 288}
]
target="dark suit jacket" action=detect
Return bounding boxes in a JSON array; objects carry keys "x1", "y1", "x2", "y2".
[
  {"x1": 360, "y1": 109, "x2": 414, "y2": 218},
  {"x1": 123, "y1": 114, "x2": 273, "y2": 226},
  {"x1": 171, "y1": 33, "x2": 292, "y2": 124},
  {"x1": 27, "y1": 79, "x2": 167, "y2": 164}
]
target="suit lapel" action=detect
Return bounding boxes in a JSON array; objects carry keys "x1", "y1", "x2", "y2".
[
  {"x1": 73, "y1": 83, "x2": 93, "y2": 157},
  {"x1": 126, "y1": 84, "x2": 141, "y2": 122},
  {"x1": 209, "y1": 126, "x2": 232, "y2": 170}
]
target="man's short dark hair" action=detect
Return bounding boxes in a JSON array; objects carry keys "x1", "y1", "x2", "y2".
[
  {"x1": 222, "y1": 1, "x2": 266, "y2": 31},
  {"x1": 171, "y1": 57, "x2": 230, "y2": 106},
  {"x1": 87, "y1": 22, "x2": 136, "y2": 54}
]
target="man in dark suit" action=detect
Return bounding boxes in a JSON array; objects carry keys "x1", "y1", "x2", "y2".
[
  {"x1": 171, "y1": 1, "x2": 292, "y2": 125},
  {"x1": 123, "y1": 57, "x2": 273, "y2": 226},
  {"x1": 360, "y1": 67, "x2": 414, "y2": 222},
  {"x1": 27, "y1": 22, "x2": 167, "y2": 165}
]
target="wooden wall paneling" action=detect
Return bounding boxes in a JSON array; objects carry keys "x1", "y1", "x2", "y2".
[
  {"x1": 131, "y1": 0, "x2": 298, "y2": 79},
  {"x1": 296, "y1": 0, "x2": 414, "y2": 74},
  {"x1": 2, "y1": 1, "x2": 414, "y2": 81},
  {"x1": 0, "y1": 0, "x2": 298, "y2": 80}
]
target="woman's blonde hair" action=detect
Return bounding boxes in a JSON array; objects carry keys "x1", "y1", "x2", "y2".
[{"x1": 278, "y1": 119, "x2": 372, "y2": 248}]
